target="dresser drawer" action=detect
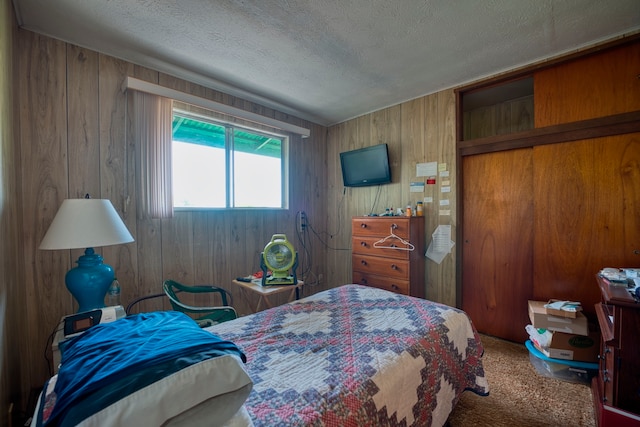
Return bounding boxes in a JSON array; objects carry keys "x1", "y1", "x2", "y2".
[
  {"x1": 352, "y1": 217, "x2": 411, "y2": 238},
  {"x1": 351, "y1": 236, "x2": 410, "y2": 260},
  {"x1": 352, "y1": 272, "x2": 410, "y2": 295},
  {"x1": 352, "y1": 254, "x2": 409, "y2": 279}
]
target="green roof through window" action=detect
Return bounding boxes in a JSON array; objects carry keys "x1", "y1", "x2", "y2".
[{"x1": 172, "y1": 115, "x2": 281, "y2": 158}]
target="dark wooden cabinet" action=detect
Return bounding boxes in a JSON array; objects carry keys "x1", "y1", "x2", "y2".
[
  {"x1": 351, "y1": 216, "x2": 425, "y2": 298},
  {"x1": 592, "y1": 275, "x2": 640, "y2": 426}
]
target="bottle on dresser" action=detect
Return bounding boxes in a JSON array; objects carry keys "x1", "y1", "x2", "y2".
[{"x1": 106, "y1": 278, "x2": 121, "y2": 307}]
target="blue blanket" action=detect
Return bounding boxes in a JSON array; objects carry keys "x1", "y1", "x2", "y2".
[{"x1": 38, "y1": 311, "x2": 245, "y2": 426}]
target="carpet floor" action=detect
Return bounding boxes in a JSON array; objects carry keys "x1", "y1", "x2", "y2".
[{"x1": 447, "y1": 334, "x2": 596, "y2": 427}]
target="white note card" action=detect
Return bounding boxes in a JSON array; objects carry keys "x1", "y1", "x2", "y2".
[
  {"x1": 425, "y1": 225, "x2": 455, "y2": 264},
  {"x1": 410, "y1": 181, "x2": 425, "y2": 192},
  {"x1": 417, "y1": 162, "x2": 437, "y2": 177}
]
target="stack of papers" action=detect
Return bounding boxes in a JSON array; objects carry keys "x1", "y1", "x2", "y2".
[
  {"x1": 600, "y1": 267, "x2": 629, "y2": 283},
  {"x1": 599, "y1": 268, "x2": 640, "y2": 292},
  {"x1": 544, "y1": 300, "x2": 581, "y2": 314}
]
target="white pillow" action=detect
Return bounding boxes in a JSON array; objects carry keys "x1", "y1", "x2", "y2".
[{"x1": 73, "y1": 354, "x2": 252, "y2": 427}]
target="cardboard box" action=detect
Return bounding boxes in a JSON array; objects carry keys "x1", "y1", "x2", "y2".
[
  {"x1": 528, "y1": 300, "x2": 589, "y2": 336},
  {"x1": 533, "y1": 330, "x2": 600, "y2": 363}
]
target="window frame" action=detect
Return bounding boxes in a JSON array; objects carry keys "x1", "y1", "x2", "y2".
[{"x1": 172, "y1": 105, "x2": 290, "y2": 211}]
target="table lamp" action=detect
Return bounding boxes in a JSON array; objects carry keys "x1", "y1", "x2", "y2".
[{"x1": 39, "y1": 197, "x2": 134, "y2": 313}]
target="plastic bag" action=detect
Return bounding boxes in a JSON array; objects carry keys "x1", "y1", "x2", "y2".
[{"x1": 525, "y1": 324, "x2": 552, "y2": 348}]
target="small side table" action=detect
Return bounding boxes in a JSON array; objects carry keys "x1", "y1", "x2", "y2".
[{"x1": 232, "y1": 279, "x2": 303, "y2": 313}]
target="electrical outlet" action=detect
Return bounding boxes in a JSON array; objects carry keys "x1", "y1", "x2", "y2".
[{"x1": 297, "y1": 211, "x2": 307, "y2": 233}]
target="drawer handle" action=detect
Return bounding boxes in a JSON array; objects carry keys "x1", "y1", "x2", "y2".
[
  {"x1": 360, "y1": 241, "x2": 367, "y2": 247},
  {"x1": 360, "y1": 223, "x2": 367, "y2": 228},
  {"x1": 391, "y1": 223, "x2": 398, "y2": 229},
  {"x1": 391, "y1": 284, "x2": 399, "y2": 291},
  {"x1": 361, "y1": 260, "x2": 367, "y2": 266},
  {"x1": 360, "y1": 278, "x2": 368, "y2": 284},
  {"x1": 391, "y1": 264, "x2": 398, "y2": 270}
]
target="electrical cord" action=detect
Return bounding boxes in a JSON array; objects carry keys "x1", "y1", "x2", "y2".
[
  {"x1": 306, "y1": 188, "x2": 348, "y2": 244},
  {"x1": 307, "y1": 222, "x2": 351, "y2": 251},
  {"x1": 125, "y1": 292, "x2": 166, "y2": 314},
  {"x1": 369, "y1": 184, "x2": 383, "y2": 216},
  {"x1": 295, "y1": 214, "x2": 317, "y2": 289},
  {"x1": 292, "y1": 188, "x2": 353, "y2": 288},
  {"x1": 296, "y1": 188, "x2": 352, "y2": 253},
  {"x1": 44, "y1": 321, "x2": 63, "y2": 378}
]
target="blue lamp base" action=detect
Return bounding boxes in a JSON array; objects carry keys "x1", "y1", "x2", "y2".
[{"x1": 65, "y1": 248, "x2": 114, "y2": 313}]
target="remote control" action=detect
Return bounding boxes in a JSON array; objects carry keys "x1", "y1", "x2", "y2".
[{"x1": 236, "y1": 277, "x2": 252, "y2": 283}]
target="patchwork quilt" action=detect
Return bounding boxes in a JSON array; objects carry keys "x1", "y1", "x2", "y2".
[{"x1": 209, "y1": 284, "x2": 489, "y2": 427}]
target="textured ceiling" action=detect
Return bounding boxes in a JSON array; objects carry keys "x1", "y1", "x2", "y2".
[{"x1": 12, "y1": 0, "x2": 640, "y2": 126}]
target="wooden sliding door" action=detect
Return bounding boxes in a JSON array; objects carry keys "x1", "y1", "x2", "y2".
[
  {"x1": 462, "y1": 148, "x2": 533, "y2": 342},
  {"x1": 533, "y1": 133, "x2": 640, "y2": 313},
  {"x1": 462, "y1": 133, "x2": 640, "y2": 342}
]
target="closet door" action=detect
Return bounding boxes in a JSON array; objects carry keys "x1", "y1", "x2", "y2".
[
  {"x1": 462, "y1": 148, "x2": 534, "y2": 342},
  {"x1": 533, "y1": 133, "x2": 640, "y2": 311}
]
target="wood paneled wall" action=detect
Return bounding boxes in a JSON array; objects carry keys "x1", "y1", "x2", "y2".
[
  {"x1": 463, "y1": 95, "x2": 534, "y2": 140},
  {"x1": 10, "y1": 27, "x2": 329, "y2": 412},
  {"x1": 326, "y1": 91, "x2": 458, "y2": 305},
  {"x1": 2, "y1": 0, "x2": 25, "y2": 424}
]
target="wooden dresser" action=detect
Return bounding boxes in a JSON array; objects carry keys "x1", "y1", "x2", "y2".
[
  {"x1": 592, "y1": 275, "x2": 640, "y2": 426},
  {"x1": 351, "y1": 216, "x2": 425, "y2": 298}
]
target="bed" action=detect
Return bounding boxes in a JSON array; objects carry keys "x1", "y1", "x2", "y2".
[{"x1": 33, "y1": 284, "x2": 488, "y2": 427}]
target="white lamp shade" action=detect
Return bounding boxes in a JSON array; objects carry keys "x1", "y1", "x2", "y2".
[{"x1": 40, "y1": 199, "x2": 134, "y2": 250}]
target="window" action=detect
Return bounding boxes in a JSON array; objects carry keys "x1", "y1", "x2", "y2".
[{"x1": 172, "y1": 109, "x2": 288, "y2": 209}]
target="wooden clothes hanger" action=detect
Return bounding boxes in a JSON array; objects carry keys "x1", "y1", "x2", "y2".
[{"x1": 373, "y1": 226, "x2": 415, "y2": 251}]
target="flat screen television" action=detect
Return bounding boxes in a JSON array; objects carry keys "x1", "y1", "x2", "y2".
[{"x1": 340, "y1": 143, "x2": 392, "y2": 187}]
